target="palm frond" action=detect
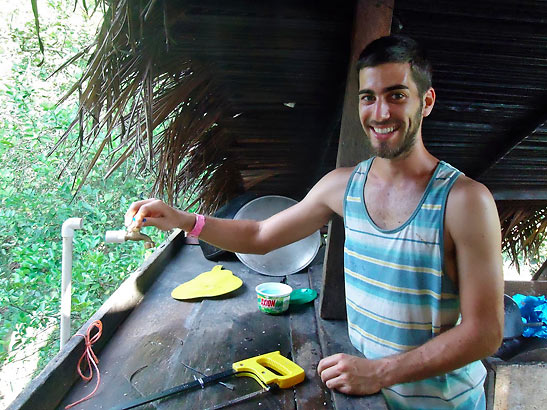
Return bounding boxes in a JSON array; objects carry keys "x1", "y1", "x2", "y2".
[
  {"x1": 53, "y1": 0, "x2": 243, "y2": 209},
  {"x1": 498, "y1": 202, "x2": 547, "y2": 273}
]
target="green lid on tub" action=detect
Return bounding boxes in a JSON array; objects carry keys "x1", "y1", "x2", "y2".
[{"x1": 289, "y1": 288, "x2": 318, "y2": 305}]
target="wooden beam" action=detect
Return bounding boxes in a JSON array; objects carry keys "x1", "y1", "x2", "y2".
[
  {"x1": 320, "y1": 0, "x2": 394, "y2": 320},
  {"x1": 532, "y1": 258, "x2": 547, "y2": 281},
  {"x1": 493, "y1": 189, "x2": 547, "y2": 202},
  {"x1": 504, "y1": 280, "x2": 547, "y2": 297}
]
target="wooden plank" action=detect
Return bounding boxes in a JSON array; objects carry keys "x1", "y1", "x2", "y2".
[
  {"x1": 56, "y1": 242, "x2": 206, "y2": 409},
  {"x1": 8, "y1": 230, "x2": 187, "y2": 410},
  {"x1": 320, "y1": 216, "x2": 346, "y2": 320},
  {"x1": 472, "y1": 103, "x2": 547, "y2": 179},
  {"x1": 504, "y1": 280, "x2": 547, "y2": 296},
  {"x1": 492, "y1": 363, "x2": 547, "y2": 409},
  {"x1": 493, "y1": 189, "x2": 547, "y2": 201},
  {"x1": 287, "y1": 272, "x2": 333, "y2": 409},
  {"x1": 482, "y1": 358, "x2": 497, "y2": 410},
  {"x1": 320, "y1": 0, "x2": 394, "y2": 320},
  {"x1": 310, "y1": 266, "x2": 388, "y2": 409}
]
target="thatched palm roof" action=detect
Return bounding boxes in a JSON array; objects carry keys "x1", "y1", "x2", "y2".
[
  {"x1": 52, "y1": 0, "x2": 245, "y2": 210},
  {"x1": 55, "y1": 0, "x2": 351, "y2": 213},
  {"x1": 55, "y1": 0, "x2": 546, "y2": 268},
  {"x1": 499, "y1": 202, "x2": 547, "y2": 272}
]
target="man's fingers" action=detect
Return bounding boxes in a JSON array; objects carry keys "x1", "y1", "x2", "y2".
[
  {"x1": 140, "y1": 216, "x2": 160, "y2": 228},
  {"x1": 327, "y1": 378, "x2": 353, "y2": 395},
  {"x1": 132, "y1": 206, "x2": 156, "y2": 227},
  {"x1": 319, "y1": 365, "x2": 354, "y2": 395},
  {"x1": 319, "y1": 365, "x2": 339, "y2": 384},
  {"x1": 318, "y1": 354, "x2": 345, "y2": 383},
  {"x1": 317, "y1": 353, "x2": 341, "y2": 375},
  {"x1": 325, "y1": 374, "x2": 345, "y2": 390},
  {"x1": 124, "y1": 199, "x2": 157, "y2": 226}
]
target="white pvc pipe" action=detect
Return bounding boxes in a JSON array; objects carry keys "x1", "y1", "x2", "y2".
[
  {"x1": 104, "y1": 230, "x2": 127, "y2": 243},
  {"x1": 60, "y1": 217, "x2": 83, "y2": 349}
]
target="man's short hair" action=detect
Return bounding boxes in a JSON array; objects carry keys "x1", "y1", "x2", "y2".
[{"x1": 356, "y1": 35, "x2": 432, "y2": 96}]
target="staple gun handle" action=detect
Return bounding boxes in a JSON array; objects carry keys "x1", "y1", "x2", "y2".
[{"x1": 232, "y1": 351, "x2": 305, "y2": 388}]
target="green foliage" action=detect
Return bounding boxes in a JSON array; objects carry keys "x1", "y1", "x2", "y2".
[{"x1": 0, "y1": 1, "x2": 166, "y2": 375}]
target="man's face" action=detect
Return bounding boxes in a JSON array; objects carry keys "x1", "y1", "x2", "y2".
[{"x1": 358, "y1": 62, "x2": 430, "y2": 159}]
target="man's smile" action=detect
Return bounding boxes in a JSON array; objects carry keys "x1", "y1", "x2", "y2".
[
  {"x1": 369, "y1": 124, "x2": 401, "y2": 140},
  {"x1": 372, "y1": 125, "x2": 396, "y2": 134}
]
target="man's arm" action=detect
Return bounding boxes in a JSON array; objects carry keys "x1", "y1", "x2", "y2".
[
  {"x1": 318, "y1": 177, "x2": 504, "y2": 395},
  {"x1": 125, "y1": 167, "x2": 352, "y2": 254}
]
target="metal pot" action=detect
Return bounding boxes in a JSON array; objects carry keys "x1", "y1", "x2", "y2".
[{"x1": 233, "y1": 195, "x2": 321, "y2": 276}]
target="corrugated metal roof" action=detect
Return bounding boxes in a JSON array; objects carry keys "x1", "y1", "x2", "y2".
[
  {"x1": 174, "y1": 0, "x2": 547, "y2": 202},
  {"x1": 394, "y1": 0, "x2": 547, "y2": 196}
]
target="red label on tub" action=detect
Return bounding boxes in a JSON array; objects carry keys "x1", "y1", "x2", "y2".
[{"x1": 260, "y1": 299, "x2": 276, "y2": 308}]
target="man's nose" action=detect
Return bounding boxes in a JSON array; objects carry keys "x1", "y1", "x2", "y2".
[{"x1": 372, "y1": 99, "x2": 390, "y2": 122}]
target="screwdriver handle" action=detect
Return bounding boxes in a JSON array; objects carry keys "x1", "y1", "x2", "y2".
[{"x1": 116, "y1": 369, "x2": 235, "y2": 409}]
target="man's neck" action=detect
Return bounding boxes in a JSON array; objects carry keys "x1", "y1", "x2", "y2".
[{"x1": 371, "y1": 142, "x2": 438, "y2": 182}]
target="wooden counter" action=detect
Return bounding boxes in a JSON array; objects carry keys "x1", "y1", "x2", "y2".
[{"x1": 11, "y1": 237, "x2": 387, "y2": 410}]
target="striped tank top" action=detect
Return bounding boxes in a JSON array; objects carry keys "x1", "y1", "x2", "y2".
[{"x1": 343, "y1": 158, "x2": 486, "y2": 410}]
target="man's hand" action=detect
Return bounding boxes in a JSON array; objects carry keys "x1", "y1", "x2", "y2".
[
  {"x1": 124, "y1": 199, "x2": 194, "y2": 232},
  {"x1": 317, "y1": 353, "x2": 385, "y2": 395}
]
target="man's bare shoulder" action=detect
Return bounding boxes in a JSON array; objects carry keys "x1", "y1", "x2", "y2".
[
  {"x1": 445, "y1": 174, "x2": 500, "y2": 238},
  {"x1": 307, "y1": 166, "x2": 356, "y2": 217},
  {"x1": 319, "y1": 166, "x2": 355, "y2": 193},
  {"x1": 448, "y1": 175, "x2": 495, "y2": 208},
  {"x1": 327, "y1": 166, "x2": 356, "y2": 182}
]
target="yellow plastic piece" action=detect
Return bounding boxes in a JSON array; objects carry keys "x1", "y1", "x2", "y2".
[
  {"x1": 171, "y1": 265, "x2": 243, "y2": 300},
  {"x1": 232, "y1": 351, "x2": 305, "y2": 389}
]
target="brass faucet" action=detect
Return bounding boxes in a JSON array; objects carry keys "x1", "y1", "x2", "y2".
[{"x1": 125, "y1": 227, "x2": 155, "y2": 249}]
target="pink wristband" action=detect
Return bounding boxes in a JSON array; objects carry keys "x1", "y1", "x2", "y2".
[{"x1": 187, "y1": 214, "x2": 205, "y2": 238}]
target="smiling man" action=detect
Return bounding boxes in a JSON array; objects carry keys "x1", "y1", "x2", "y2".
[{"x1": 125, "y1": 35, "x2": 504, "y2": 409}]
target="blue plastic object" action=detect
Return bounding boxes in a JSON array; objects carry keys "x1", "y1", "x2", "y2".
[{"x1": 512, "y1": 294, "x2": 547, "y2": 338}]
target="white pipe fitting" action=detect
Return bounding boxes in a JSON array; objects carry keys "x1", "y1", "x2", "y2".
[
  {"x1": 105, "y1": 230, "x2": 127, "y2": 243},
  {"x1": 62, "y1": 217, "x2": 83, "y2": 238},
  {"x1": 60, "y1": 218, "x2": 83, "y2": 349},
  {"x1": 105, "y1": 229, "x2": 155, "y2": 249}
]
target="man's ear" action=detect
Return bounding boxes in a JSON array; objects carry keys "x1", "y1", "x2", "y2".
[{"x1": 422, "y1": 88, "x2": 436, "y2": 117}]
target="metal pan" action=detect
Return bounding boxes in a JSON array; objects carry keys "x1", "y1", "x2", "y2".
[{"x1": 233, "y1": 195, "x2": 321, "y2": 276}]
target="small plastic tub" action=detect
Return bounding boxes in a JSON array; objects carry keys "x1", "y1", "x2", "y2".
[{"x1": 255, "y1": 282, "x2": 293, "y2": 314}]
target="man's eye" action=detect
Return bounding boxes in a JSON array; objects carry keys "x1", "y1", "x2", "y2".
[
  {"x1": 361, "y1": 95, "x2": 375, "y2": 102},
  {"x1": 391, "y1": 93, "x2": 406, "y2": 100}
]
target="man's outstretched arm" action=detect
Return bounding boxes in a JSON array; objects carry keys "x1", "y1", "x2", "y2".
[
  {"x1": 125, "y1": 167, "x2": 351, "y2": 255},
  {"x1": 318, "y1": 177, "x2": 504, "y2": 395}
]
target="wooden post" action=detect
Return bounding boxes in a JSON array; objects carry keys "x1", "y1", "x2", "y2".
[
  {"x1": 320, "y1": 0, "x2": 394, "y2": 319},
  {"x1": 532, "y1": 258, "x2": 547, "y2": 281}
]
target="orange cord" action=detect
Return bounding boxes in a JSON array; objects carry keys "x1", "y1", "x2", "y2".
[{"x1": 65, "y1": 320, "x2": 103, "y2": 409}]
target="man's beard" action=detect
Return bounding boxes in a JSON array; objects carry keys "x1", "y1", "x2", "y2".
[{"x1": 371, "y1": 103, "x2": 423, "y2": 160}]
